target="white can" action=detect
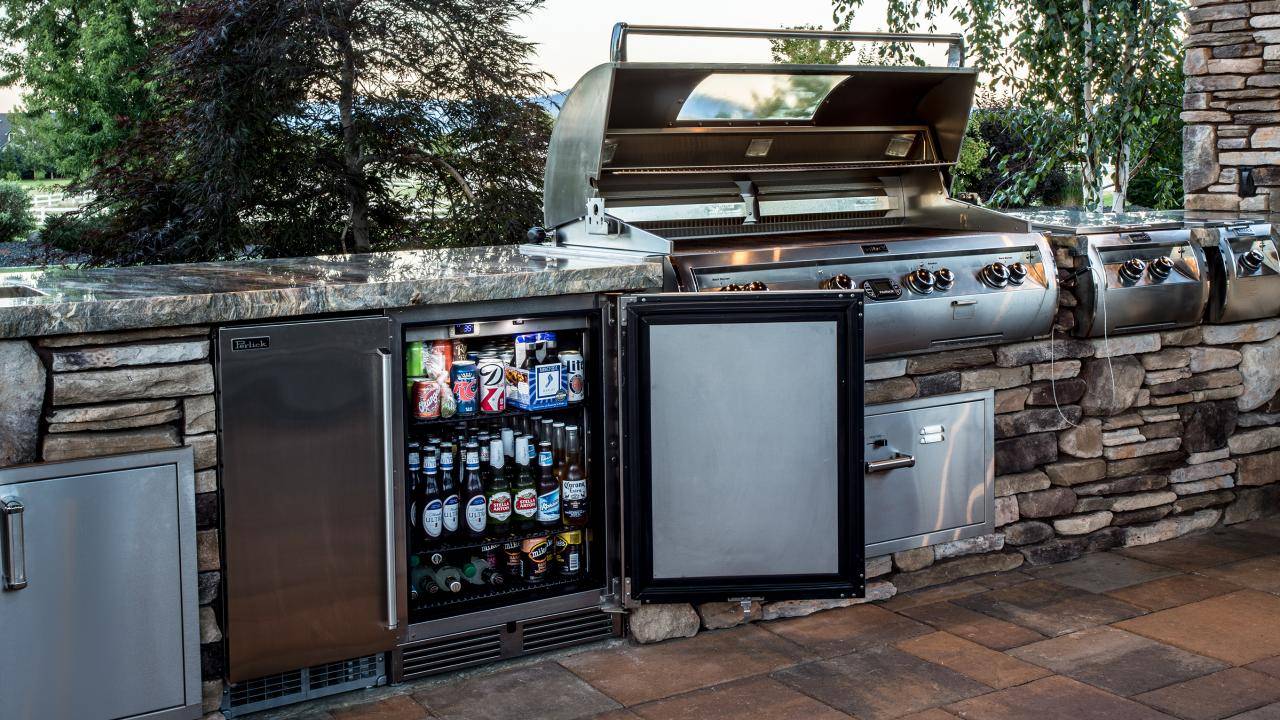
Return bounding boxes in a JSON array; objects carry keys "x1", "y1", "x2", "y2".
[{"x1": 561, "y1": 350, "x2": 585, "y2": 403}]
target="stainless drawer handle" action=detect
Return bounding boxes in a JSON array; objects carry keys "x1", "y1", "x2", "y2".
[
  {"x1": 951, "y1": 299, "x2": 977, "y2": 307},
  {"x1": 2, "y1": 497, "x2": 27, "y2": 590},
  {"x1": 865, "y1": 453, "x2": 916, "y2": 473}
]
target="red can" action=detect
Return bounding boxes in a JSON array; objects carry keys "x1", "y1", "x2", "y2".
[{"x1": 412, "y1": 379, "x2": 440, "y2": 420}]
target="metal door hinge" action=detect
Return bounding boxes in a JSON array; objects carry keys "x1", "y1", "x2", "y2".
[
  {"x1": 586, "y1": 199, "x2": 622, "y2": 236},
  {"x1": 727, "y1": 597, "x2": 763, "y2": 621}
]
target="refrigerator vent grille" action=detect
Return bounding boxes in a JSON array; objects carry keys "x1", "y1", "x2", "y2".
[
  {"x1": 222, "y1": 654, "x2": 384, "y2": 717},
  {"x1": 522, "y1": 609, "x2": 616, "y2": 652},
  {"x1": 401, "y1": 629, "x2": 503, "y2": 679}
]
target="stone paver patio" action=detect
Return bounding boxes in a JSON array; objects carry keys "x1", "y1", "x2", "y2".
[{"x1": 263, "y1": 517, "x2": 1280, "y2": 720}]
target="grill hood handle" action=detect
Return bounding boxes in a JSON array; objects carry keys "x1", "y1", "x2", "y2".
[{"x1": 609, "y1": 23, "x2": 965, "y2": 67}]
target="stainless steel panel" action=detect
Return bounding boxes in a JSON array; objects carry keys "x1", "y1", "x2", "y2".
[
  {"x1": 647, "y1": 320, "x2": 840, "y2": 578},
  {"x1": 1207, "y1": 224, "x2": 1280, "y2": 324},
  {"x1": 864, "y1": 392, "x2": 994, "y2": 556},
  {"x1": 1074, "y1": 230, "x2": 1210, "y2": 337},
  {"x1": 219, "y1": 316, "x2": 398, "y2": 682},
  {"x1": 0, "y1": 449, "x2": 199, "y2": 720}
]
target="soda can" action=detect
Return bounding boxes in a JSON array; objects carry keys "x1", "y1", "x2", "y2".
[
  {"x1": 405, "y1": 341, "x2": 425, "y2": 376},
  {"x1": 451, "y1": 360, "x2": 479, "y2": 416},
  {"x1": 560, "y1": 351, "x2": 585, "y2": 403},
  {"x1": 412, "y1": 379, "x2": 440, "y2": 420},
  {"x1": 555, "y1": 530, "x2": 584, "y2": 577},
  {"x1": 424, "y1": 340, "x2": 452, "y2": 382},
  {"x1": 477, "y1": 355, "x2": 507, "y2": 414},
  {"x1": 521, "y1": 535, "x2": 551, "y2": 583}
]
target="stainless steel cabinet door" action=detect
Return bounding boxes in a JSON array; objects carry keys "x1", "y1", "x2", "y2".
[
  {"x1": 218, "y1": 317, "x2": 398, "y2": 682},
  {"x1": 0, "y1": 450, "x2": 199, "y2": 720},
  {"x1": 620, "y1": 292, "x2": 865, "y2": 605},
  {"x1": 864, "y1": 392, "x2": 994, "y2": 556}
]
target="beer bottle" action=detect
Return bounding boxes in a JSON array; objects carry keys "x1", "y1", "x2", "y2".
[
  {"x1": 539, "y1": 418, "x2": 555, "y2": 449},
  {"x1": 501, "y1": 428, "x2": 515, "y2": 461},
  {"x1": 561, "y1": 425, "x2": 588, "y2": 527},
  {"x1": 512, "y1": 436, "x2": 538, "y2": 531},
  {"x1": 486, "y1": 438, "x2": 512, "y2": 535},
  {"x1": 536, "y1": 440, "x2": 560, "y2": 528},
  {"x1": 420, "y1": 451, "x2": 444, "y2": 542},
  {"x1": 439, "y1": 446, "x2": 460, "y2": 537},
  {"x1": 552, "y1": 422, "x2": 568, "y2": 487},
  {"x1": 407, "y1": 444, "x2": 423, "y2": 541},
  {"x1": 432, "y1": 564, "x2": 464, "y2": 593},
  {"x1": 463, "y1": 443, "x2": 487, "y2": 537}
]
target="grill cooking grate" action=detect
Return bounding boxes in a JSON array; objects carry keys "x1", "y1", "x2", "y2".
[{"x1": 222, "y1": 654, "x2": 384, "y2": 717}]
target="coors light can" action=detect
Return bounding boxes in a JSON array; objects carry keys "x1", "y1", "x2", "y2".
[{"x1": 477, "y1": 355, "x2": 507, "y2": 414}]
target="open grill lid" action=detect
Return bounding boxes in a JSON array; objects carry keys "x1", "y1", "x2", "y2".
[{"x1": 543, "y1": 25, "x2": 990, "y2": 243}]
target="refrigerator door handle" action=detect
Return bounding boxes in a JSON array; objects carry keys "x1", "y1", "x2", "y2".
[
  {"x1": 378, "y1": 349, "x2": 398, "y2": 630},
  {"x1": 2, "y1": 497, "x2": 27, "y2": 590}
]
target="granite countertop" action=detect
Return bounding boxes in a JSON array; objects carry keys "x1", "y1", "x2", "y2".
[
  {"x1": 0, "y1": 245, "x2": 664, "y2": 339},
  {"x1": 1006, "y1": 208, "x2": 1272, "y2": 235}
]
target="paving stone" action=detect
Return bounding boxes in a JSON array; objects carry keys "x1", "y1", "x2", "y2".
[
  {"x1": 415, "y1": 662, "x2": 618, "y2": 720},
  {"x1": 1172, "y1": 459, "x2": 1238, "y2": 484},
  {"x1": 627, "y1": 604, "x2": 700, "y2": 644},
  {"x1": 1010, "y1": 625, "x2": 1227, "y2": 697},
  {"x1": 1249, "y1": 656, "x2": 1280, "y2": 680},
  {"x1": 1201, "y1": 319, "x2": 1280, "y2": 345},
  {"x1": 1146, "y1": 367, "x2": 1194, "y2": 385},
  {"x1": 759, "y1": 581, "x2": 896, "y2": 621},
  {"x1": 996, "y1": 471, "x2": 1052, "y2": 497},
  {"x1": 1143, "y1": 349, "x2": 1192, "y2": 371},
  {"x1": 1188, "y1": 448, "x2": 1232, "y2": 464},
  {"x1": 1074, "y1": 474, "x2": 1168, "y2": 496},
  {"x1": 1031, "y1": 552, "x2": 1179, "y2": 593},
  {"x1": 1111, "y1": 491, "x2": 1178, "y2": 512},
  {"x1": 895, "y1": 546, "x2": 937, "y2": 572},
  {"x1": 995, "y1": 496, "x2": 1020, "y2": 526},
  {"x1": 49, "y1": 339, "x2": 210, "y2": 372},
  {"x1": 330, "y1": 695, "x2": 428, "y2": 719},
  {"x1": 45, "y1": 399, "x2": 179, "y2": 424},
  {"x1": 1189, "y1": 347, "x2": 1243, "y2": 373},
  {"x1": 997, "y1": 406, "x2": 1082, "y2": 438},
  {"x1": 1163, "y1": 327, "x2": 1205, "y2": 347},
  {"x1": 1027, "y1": 379, "x2": 1087, "y2": 406},
  {"x1": 0, "y1": 340, "x2": 44, "y2": 466},
  {"x1": 559, "y1": 625, "x2": 807, "y2": 706},
  {"x1": 1094, "y1": 333, "x2": 1161, "y2": 358},
  {"x1": 996, "y1": 387, "x2": 1031, "y2": 414},
  {"x1": 1222, "y1": 702, "x2": 1280, "y2": 720},
  {"x1": 907, "y1": 347, "x2": 995, "y2": 375},
  {"x1": 1112, "y1": 505, "x2": 1175, "y2": 526},
  {"x1": 1033, "y1": 360, "x2": 1081, "y2": 381},
  {"x1": 1053, "y1": 511, "x2": 1113, "y2": 536},
  {"x1": 899, "y1": 631, "x2": 1051, "y2": 690},
  {"x1": 916, "y1": 371, "x2": 962, "y2": 397},
  {"x1": 954, "y1": 579, "x2": 1145, "y2": 637},
  {"x1": 1045, "y1": 459, "x2": 1107, "y2": 486},
  {"x1": 1076, "y1": 495, "x2": 1113, "y2": 513},
  {"x1": 945, "y1": 675, "x2": 1176, "y2": 720},
  {"x1": 763, "y1": 604, "x2": 931, "y2": 658},
  {"x1": 1104, "y1": 438, "x2": 1182, "y2": 460},
  {"x1": 1079, "y1": 357, "x2": 1147, "y2": 417},
  {"x1": 893, "y1": 553, "x2": 1026, "y2": 594},
  {"x1": 1173, "y1": 476, "x2": 1235, "y2": 495},
  {"x1": 1107, "y1": 450, "x2": 1188, "y2": 478},
  {"x1": 898, "y1": 601, "x2": 1046, "y2": 651},
  {"x1": 1200, "y1": 556, "x2": 1280, "y2": 594},
  {"x1": 1237, "y1": 450, "x2": 1280, "y2": 486},
  {"x1": 1116, "y1": 590, "x2": 1280, "y2": 665},
  {"x1": 1003, "y1": 521, "x2": 1054, "y2": 546},
  {"x1": 47, "y1": 407, "x2": 182, "y2": 433},
  {"x1": 962, "y1": 366, "x2": 1032, "y2": 392},
  {"x1": 52, "y1": 363, "x2": 216, "y2": 404},
  {"x1": 773, "y1": 645, "x2": 989, "y2": 720},
  {"x1": 996, "y1": 339, "x2": 1095, "y2": 366},
  {"x1": 1105, "y1": 573, "x2": 1241, "y2": 612},
  {"x1": 865, "y1": 358, "x2": 908, "y2": 381},
  {"x1": 1102, "y1": 427, "x2": 1146, "y2": 446},
  {"x1": 881, "y1": 580, "x2": 991, "y2": 612},
  {"x1": 184, "y1": 394, "x2": 216, "y2": 435},
  {"x1": 1239, "y1": 411, "x2": 1280, "y2": 428},
  {"x1": 866, "y1": 377, "x2": 918, "y2": 403},
  {"x1": 42, "y1": 426, "x2": 181, "y2": 462},
  {"x1": 996, "y1": 432, "x2": 1059, "y2": 474},
  {"x1": 1225, "y1": 485, "x2": 1280, "y2": 524},
  {"x1": 1143, "y1": 420, "x2": 1184, "y2": 440},
  {"x1": 627, "y1": 676, "x2": 850, "y2": 720},
  {"x1": 1119, "y1": 529, "x2": 1271, "y2": 571},
  {"x1": 1238, "y1": 335, "x2": 1280, "y2": 412},
  {"x1": 1134, "y1": 667, "x2": 1280, "y2": 720},
  {"x1": 1181, "y1": 400, "x2": 1239, "y2": 453},
  {"x1": 1059, "y1": 420, "x2": 1103, "y2": 458},
  {"x1": 1017, "y1": 487, "x2": 1077, "y2": 518},
  {"x1": 933, "y1": 533, "x2": 1006, "y2": 560},
  {"x1": 1174, "y1": 489, "x2": 1236, "y2": 513}
]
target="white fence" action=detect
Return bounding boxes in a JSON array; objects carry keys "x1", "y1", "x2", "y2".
[{"x1": 27, "y1": 189, "x2": 90, "y2": 223}]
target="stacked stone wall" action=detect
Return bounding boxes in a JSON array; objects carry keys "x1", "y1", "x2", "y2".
[
  {"x1": 0, "y1": 327, "x2": 225, "y2": 716},
  {"x1": 1183, "y1": 0, "x2": 1280, "y2": 212}
]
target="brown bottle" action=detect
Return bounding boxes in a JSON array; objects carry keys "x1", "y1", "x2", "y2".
[{"x1": 560, "y1": 425, "x2": 588, "y2": 527}]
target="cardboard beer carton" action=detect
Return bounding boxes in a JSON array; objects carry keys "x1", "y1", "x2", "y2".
[{"x1": 507, "y1": 332, "x2": 568, "y2": 410}]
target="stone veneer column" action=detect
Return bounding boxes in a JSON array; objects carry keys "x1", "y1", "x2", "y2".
[
  {"x1": 1183, "y1": 0, "x2": 1280, "y2": 212},
  {"x1": 7, "y1": 326, "x2": 227, "y2": 717}
]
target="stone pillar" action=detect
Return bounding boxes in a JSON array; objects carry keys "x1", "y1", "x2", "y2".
[{"x1": 1183, "y1": 1, "x2": 1280, "y2": 213}]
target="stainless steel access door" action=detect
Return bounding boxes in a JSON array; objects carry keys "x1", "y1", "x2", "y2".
[
  {"x1": 864, "y1": 391, "x2": 994, "y2": 556},
  {"x1": 0, "y1": 449, "x2": 200, "y2": 720},
  {"x1": 620, "y1": 292, "x2": 865, "y2": 605},
  {"x1": 218, "y1": 317, "x2": 399, "y2": 682}
]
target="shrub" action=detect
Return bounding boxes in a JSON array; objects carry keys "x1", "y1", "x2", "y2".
[{"x1": 0, "y1": 181, "x2": 35, "y2": 241}]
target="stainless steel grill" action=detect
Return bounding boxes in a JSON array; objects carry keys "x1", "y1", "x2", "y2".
[
  {"x1": 1203, "y1": 220, "x2": 1279, "y2": 324},
  {"x1": 525, "y1": 24, "x2": 1058, "y2": 359}
]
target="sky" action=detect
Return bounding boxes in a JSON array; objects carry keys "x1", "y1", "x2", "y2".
[{"x1": 513, "y1": 0, "x2": 962, "y2": 91}]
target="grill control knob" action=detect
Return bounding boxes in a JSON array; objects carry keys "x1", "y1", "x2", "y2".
[
  {"x1": 1119, "y1": 258, "x2": 1147, "y2": 284},
  {"x1": 1008, "y1": 262, "x2": 1028, "y2": 285},
  {"x1": 935, "y1": 268, "x2": 955, "y2": 291},
  {"x1": 1241, "y1": 250, "x2": 1265, "y2": 273},
  {"x1": 980, "y1": 262, "x2": 1010, "y2": 288},
  {"x1": 905, "y1": 267, "x2": 937, "y2": 294},
  {"x1": 1148, "y1": 256, "x2": 1174, "y2": 282},
  {"x1": 819, "y1": 273, "x2": 855, "y2": 290}
]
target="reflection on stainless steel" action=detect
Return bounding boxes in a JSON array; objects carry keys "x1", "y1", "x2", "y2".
[
  {"x1": 528, "y1": 33, "x2": 1056, "y2": 358},
  {"x1": 1205, "y1": 223, "x2": 1280, "y2": 324},
  {"x1": 864, "y1": 391, "x2": 994, "y2": 556}
]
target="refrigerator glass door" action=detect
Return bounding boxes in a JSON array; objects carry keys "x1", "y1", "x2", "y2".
[
  {"x1": 621, "y1": 292, "x2": 864, "y2": 604},
  {"x1": 218, "y1": 317, "x2": 399, "y2": 682}
]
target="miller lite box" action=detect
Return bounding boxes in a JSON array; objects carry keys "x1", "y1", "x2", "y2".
[{"x1": 507, "y1": 332, "x2": 568, "y2": 410}]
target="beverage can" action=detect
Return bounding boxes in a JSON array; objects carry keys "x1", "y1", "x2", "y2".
[
  {"x1": 451, "y1": 361, "x2": 479, "y2": 416},
  {"x1": 502, "y1": 539, "x2": 523, "y2": 576},
  {"x1": 425, "y1": 340, "x2": 452, "y2": 381},
  {"x1": 477, "y1": 355, "x2": 507, "y2": 414},
  {"x1": 522, "y1": 535, "x2": 551, "y2": 583},
  {"x1": 412, "y1": 379, "x2": 440, "y2": 420},
  {"x1": 405, "y1": 341, "x2": 425, "y2": 376},
  {"x1": 451, "y1": 339, "x2": 468, "y2": 362},
  {"x1": 556, "y1": 531, "x2": 583, "y2": 577},
  {"x1": 560, "y1": 351, "x2": 585, "y2": 403}
]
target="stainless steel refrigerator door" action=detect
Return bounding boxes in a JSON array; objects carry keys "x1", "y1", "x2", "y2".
[
  {"x1": 620, "y1": 292, "x2": 864, "y2": 605},
  {"x1": 864, "y1": 391, "x2": 994, "y2": 556},
  {"x1": 0, "y1": 449, "x2": 200, "y2": 720},
  {"x1": 218, "y1": 317, "x2": 399, "y2": 682}
]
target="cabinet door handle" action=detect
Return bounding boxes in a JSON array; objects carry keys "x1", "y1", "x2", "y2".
[
  {"x1": 378, "y1": 350, "x2": 398, "y2": 630},
  {"x1": 2, "y1": 497, "x2": 26, "y2": 590},
  {"x1": 865, "y1": 453, "x2": 916, "y2": 473}
]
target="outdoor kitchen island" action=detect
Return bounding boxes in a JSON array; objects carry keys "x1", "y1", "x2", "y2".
[{"x1": 0, "y1": 233, "x2": 1279, "y2": 719}]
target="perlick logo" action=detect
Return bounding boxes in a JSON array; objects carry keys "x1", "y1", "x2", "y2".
[{"x1": 231, "y1": 337, "x2": 270, "y2": 351}]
